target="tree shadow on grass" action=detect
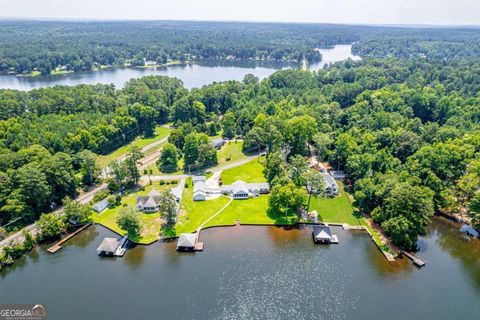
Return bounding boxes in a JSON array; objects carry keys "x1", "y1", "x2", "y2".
[{"x1": 266, "y1": 207, "x2": 299, "y2": 225}]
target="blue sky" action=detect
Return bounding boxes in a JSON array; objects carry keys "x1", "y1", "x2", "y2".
[{"x1": 1, "y1": 0, "x2": 479, "y2": 25}]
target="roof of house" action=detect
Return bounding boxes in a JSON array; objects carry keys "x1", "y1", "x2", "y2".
[
  {"x1": 97, "y1": 237, "x2": 119, "y2": 253},
  {"x1": 193, "y1": 180, "x2": 207, "y2": 197},
  {"x1": 222, "y1": 180, "x2": 270, "y2": 193},
  {"x1": 321, "y1": 173, "x2": 338, "y2": 189},
  {"x1": 177, "y1": 233, "x2": 197, "y2": 248},
  {"x1": 312, "y1": 225, "x2": 333, "y2": 240},
  {"x1": 231, "y1": 180, "x2": 249, "y2": 195},
  {"x1": 136, "y1": 195, "x2": 162, "y2": 207},
  {"x1": 171, "y1": 182, "x2": 184, "y2": 200},
  {"x1": 211, "y1": 138, "x2": 225, "y2": 147},
  {"x1": 92, "y1": 198, "x2": 109, "y2": 211}
]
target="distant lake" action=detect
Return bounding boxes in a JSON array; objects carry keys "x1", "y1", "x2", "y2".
[
  {"x1": 0, "y1": 45, "x2": 359, "y2": 91},
  {"x1": 1, "y1": 218, "x2": 479, "y2": 320}
]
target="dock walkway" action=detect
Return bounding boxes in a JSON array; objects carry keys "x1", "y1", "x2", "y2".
[
  {"x1": 402, "y1": 251, "x2": 426, "y2": 267},
  {"x1": 47, "y1": 223, "x2": 92, "y2": 253}
]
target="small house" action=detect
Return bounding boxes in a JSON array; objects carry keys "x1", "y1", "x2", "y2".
[
  {"x1": 211, "y1": 138, "x2": 225, "y2": 150},
  {"x1": 321, "y1": 173, "x2": 339, "y2": 196},
  {"x1": 176, "y1": 233, "x2": 197, "y2": 251},
  {"x1": 92, "y1": 198, "x2": 109, "y2": 213},
  {"x1": 97, "y1": 237, "x2": 119, "y2": 256},
  {"x1": 192, "y1": 176, "x2": 207, "y2": 201}
]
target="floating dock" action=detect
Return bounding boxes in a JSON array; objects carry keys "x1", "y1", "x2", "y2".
[
  {"x1": 114, "y1": 235, "x2": 128, "y2": 257},
  {"x1": 402, "y1": 251, "x2": 426, "y2": 268},
  {"x1": 47, "y1": 223, "x2": 92, "y2": 253}
]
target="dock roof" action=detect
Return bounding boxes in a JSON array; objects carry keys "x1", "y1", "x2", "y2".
[
  {"x1": 96, "y1": 237, "x2": 119, "y2": 253},
  {"x1": 177, "y1": 233, "x2": 197, "y2": 248}
]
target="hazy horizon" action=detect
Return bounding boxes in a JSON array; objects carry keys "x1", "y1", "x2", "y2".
[{"x1": 0, "y1": 0, "x2": 479, "y2": 26}]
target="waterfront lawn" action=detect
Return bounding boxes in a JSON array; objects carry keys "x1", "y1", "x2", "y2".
[
  {"x1": 97, "y1": 126, "x2": 170, "y2": 168},
  {"x1": 309, "y1": 181, "x2": 364, "y2": 226},
  {"x1": 203, "y1": 195, "x2": 297, "y2": 229},
  {"x1": 92, "y1": 184, "x2": 170, "y2": 244},
  {"x1": 217, "y1": 141, "x2": 247, "y2": 165},
  {"x1": 174, "y1": 180, "x2": 231, "y2": 235},
  {"x1": 221, "y1": 158, "x2": 265, "y2": 184}
]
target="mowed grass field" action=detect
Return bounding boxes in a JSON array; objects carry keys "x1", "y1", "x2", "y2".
[
  {"x1": 174, "y1": 179, "x2": 231, "y2": 235},
  {"x1": 221, "y1": 158, "x2": 265, "y2": 184},
  {"x1": 309, "y1": 181, "x2": 364, "y2": 226},
  {"x1": 92, "y1": 184, "x2": 171, "y2": 244},
  {"x1": 217, "y1": 140, "x2": 248, "y2": 165},
  {"x1": 97, "y1": 126, "x2": 170, "y2": 168}
]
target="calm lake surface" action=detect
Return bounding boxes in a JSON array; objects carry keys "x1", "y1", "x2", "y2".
[
  {"x1": 0, "y1": 45, "x2": 359, "y2": 91},
  {"x1": 1, "y1": 218, "x2": 479, "y2": 320}
]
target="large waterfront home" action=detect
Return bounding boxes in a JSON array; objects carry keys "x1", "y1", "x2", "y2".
[
  {"x1": 221, "y1": 180, "x2": 270, "y2": 200},
  {"x1": 136, "y1": 189, "x2": 162, "y2": 212}
]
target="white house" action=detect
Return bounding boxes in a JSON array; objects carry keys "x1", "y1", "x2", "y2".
[
  {"x1": 221, "y1": 180, "x2": 270, "y2": 200},
  {"x1": 321, "y1": 173, "x2": 339, "y2": 196},
  {"x1": 193, "y1": 178, "x2": 207, "y2": 201},
  {"x1": 136, "y1": 189, "x2": 162, "y2": 213},
  {"x1": 92, "y1": 198, "x2": 109, "y2": 213}
]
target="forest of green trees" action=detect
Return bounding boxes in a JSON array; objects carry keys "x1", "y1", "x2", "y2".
[
  {"x1": 1, "y1": 23, "x2": 480, "y2": 249},
  {"x1": 2, "y1": 21, "x2": 479, "y2": 75}
]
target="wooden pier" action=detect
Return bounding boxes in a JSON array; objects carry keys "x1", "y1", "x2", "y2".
[
  {"x1": 47, "y1": 223, "x2": 92, "y2": 253},
  {"x1": 402, "y1": 251, "x2": 426, "y2": 268},
  {"x1": 194, "y1": 227, "x2": 204, "y2": 251}
]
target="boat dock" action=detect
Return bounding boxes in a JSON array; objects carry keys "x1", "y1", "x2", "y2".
[
  {"x1": 194, "y1": 227, "x2": 204, "y2": 251},
  {"x1": 114, "y1": 235, "x2": 128, "y2": 257},
  {"x1": 402, "y1": 251, "x2": 426, "y2": 267},
  {"x1": 47, "y1": 223, "x2": 92, "y2": 253}
]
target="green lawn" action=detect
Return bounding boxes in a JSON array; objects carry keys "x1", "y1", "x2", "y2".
[
  {"x1": 92, "y1": 184, "x2": 171, "y2": 244},
  {"x1": 97, "y1": 126, "x2": 170, "y2": 168},
  {"x1": 308, "y1": 181, "x2": 364, "y2": 226},
  {"x1": 217, "y1": 140, "x2": 248, "y2": 165},
  {"x1": 173, "y1": 179, "x2": 231, "y2": 235},
  {"x1": 203, "y1": 195, "x2": 298, "y2": 228},
  {"x1": 221, "y1": 158, "x2": 265, "y2": 184}
]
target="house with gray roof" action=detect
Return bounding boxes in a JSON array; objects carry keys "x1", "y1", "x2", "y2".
[
  {"x1": 136, "y1": 189, "x2": 162, "y2": 212},
  {"x1": 211, "y1": 138, "x2": 225, "y2": 150},
  {"x1": 92, "y1": 198, "x2": 109, "y2": 213},
  {"x1": 192, "y1": 175, "x2": 207, "y2": 201},
  {"x1": 321, "y1": 173, "x2": 339, "y2": 196},
  {"x1": 221, "y1": 180, "x2": 270, "y2": 200}
]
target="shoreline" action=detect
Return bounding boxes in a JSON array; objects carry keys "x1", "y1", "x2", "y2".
[{"x1": 93, "y1": 219, "x2": 397, "y2": 261}]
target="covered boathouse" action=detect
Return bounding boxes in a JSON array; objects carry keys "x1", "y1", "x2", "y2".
[{"x1": 96, "y1": 237, "x2": 119, "y2": 256}]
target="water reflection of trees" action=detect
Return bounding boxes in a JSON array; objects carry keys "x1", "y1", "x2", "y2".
[
  {"x1": 432, "y1": 218, "x2": 480, "y2": 291},
  {"x1": 71, "y1": 226, "x2": 99, "y2": 248}
]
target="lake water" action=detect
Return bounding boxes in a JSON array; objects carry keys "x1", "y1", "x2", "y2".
[
  {"x1": 1, "y1": 218, "x2": 479, "y2": 320},
  {"x1": 0, "y1": 45, "x2": 359, "y2": 91}
]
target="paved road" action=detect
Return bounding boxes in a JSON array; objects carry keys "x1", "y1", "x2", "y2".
[
  {"x1": 141, "y1": 155, "x2": 260, "y2": 183},
  {"x1": 0, "y1": 183, "x2": 107, "y2": 250}
]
